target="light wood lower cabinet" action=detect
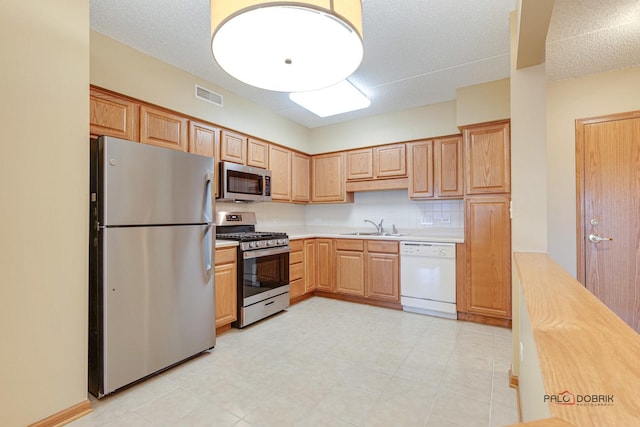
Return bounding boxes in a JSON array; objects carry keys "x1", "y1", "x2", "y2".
[
  {"x1": 335, "y1": 239, "x2": 366, "y2": 296},
  {"x1": 303, "y1": 239, "x2": 316, "y2": 292},
  {"x1": 365, "y1": 241, "x2": 399, "y2": 302},
  {"x1": 315, "y1": 239, "x2": 335, "y2": 292},
  {"x1": 289, "y1": 239, "x2": 305, "y2": 300},
  {"x1": 334, "y1": 239, "x2": 400, "y2": 303},
  {"x1": 214, "y1": 247, "x2": 237, "y2": 329},
  {"x1": 459, "y1": 195, "x2": 511, "y2": 323}
]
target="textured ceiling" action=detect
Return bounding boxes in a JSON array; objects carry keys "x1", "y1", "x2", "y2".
[
  {"x1": 89, "y1": 1, "x2": 640, "y2": 129},
  {"x1": 546, "y1": 0, "x2": 640, "y2": 80}
]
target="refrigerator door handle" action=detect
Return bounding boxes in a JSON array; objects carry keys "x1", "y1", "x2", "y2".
[
  {"x1": 205, "y1": 223, "x2": 214, "y2": 276},
  {"x1": 206, "y1": 172, "x2": 215, "y2": 277}
]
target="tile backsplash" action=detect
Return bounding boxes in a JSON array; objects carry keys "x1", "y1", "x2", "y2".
[{"x1": 216, "y1": 190, "x2": 464, "y2": 231}]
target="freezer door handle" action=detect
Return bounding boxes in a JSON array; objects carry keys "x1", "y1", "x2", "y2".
[{"x1": 206, "y1": 172, "x2": 216, "y2": 277}]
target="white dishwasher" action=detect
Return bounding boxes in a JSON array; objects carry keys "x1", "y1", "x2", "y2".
[{"x1": 400, "y1": 241, "x2": 457, "y2": 319}]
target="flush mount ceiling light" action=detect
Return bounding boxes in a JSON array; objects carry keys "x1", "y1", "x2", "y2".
[
  {"x1": 210, "y1": 1, "x2": 363, "y2": 92},
  {"x1": 289, "y1": 80, "x2": 370, "y2": 117}
]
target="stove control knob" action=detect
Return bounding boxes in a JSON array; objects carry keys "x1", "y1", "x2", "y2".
[
  {"x1": 250, "y1": 241, "x2": 257, "y2": 248},
  {"x1": 278, "y1": 239, "x2": 285, "y2": 245},
  {"x1": 268, "y1": 240, "x2": 275, "y2": 246}
]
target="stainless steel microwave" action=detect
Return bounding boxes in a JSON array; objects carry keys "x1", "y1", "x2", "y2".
[{"x1": 218, "y1": 161, "x2": 272, "y2": 202}]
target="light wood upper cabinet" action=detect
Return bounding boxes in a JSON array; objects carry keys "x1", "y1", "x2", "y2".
[
  {"x1": 409, "y1": 136, "x2": 463, "y2": 199},
  {"x1": 463, "y1": 120, "x2": 510, "y2": 194},
  {"x1": 408, "y1": 140, "x2": 434, "y2": 198},
  {"x1": 292, "y1": 152, "x2": 311, "y2": 203},
  {"x1": 435, "y1": 136, "x2": 463, "y2": 197},
  {"x1": 315, "y1": 239, "x2": 335, "y2": 292},
  {"x1": 189, "y1": 121, "x2": 220, "y2": 197},
  {"x1": 220, "y1": 130, "x2": 247, "y2": 164},
  {"x1": 90, "y1": 87, "x2": 139, "y2": 141},
  {"x1": 247, "y1": 138, "x2": 269, "y2": 168},
  {"x1": 346, "y1": 144, "x2": 407, "y2": 181},
  {"x1": 139, "y1": 105, "x2": 188, "y2": 151},
  {"x1": 189, "y1": 120, "x2": 218, "y2": 157},
  {"x1": 269, "y1": 145, "x2": 292, "y2": 201},
  {"x1": 311, "y1": 153, "x2": 353, "y2": 203},
  {"x1": 214, "y1": 247, "x2": 237, "y2": 328},
  {"x1": 346, "y1": 149, "x2": 374, "y2": 180},
  {"x1": 375, "y1": 144, "x2": 406, "y2": 178},
  {"x1": 462, "y1": 195, "x2": 511, "y2": 320}
]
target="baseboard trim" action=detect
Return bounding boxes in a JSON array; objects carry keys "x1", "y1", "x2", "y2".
[
  {"x1": 215, "y1": 323, "x2": 232, "y2": 336},
  {"x1": 29, "y1": 399, "x2": 92, "y2": 427},
  {"x1": 290, "y1": 292, "x2": 314, "y2": 306},
  {"x1": 313, "y1": 291, "x2": 402, "y2": 310},
  {"x1": 509, "y1": 369, "x2": 519, "y2": 388},
  {"x1": 457, "y1": 311, "x2": 512, "y2": 328}
]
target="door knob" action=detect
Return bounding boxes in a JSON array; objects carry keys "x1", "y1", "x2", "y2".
[{"x1": 589, "y1": 233, "x2": 613, "y2": 243}]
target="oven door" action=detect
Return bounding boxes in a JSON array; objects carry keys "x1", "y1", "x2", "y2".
[{"x1": 241, "y1": 246, "x2": 290, "y2": 306}]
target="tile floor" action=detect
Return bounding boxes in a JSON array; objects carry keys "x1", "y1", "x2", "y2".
[{"x1": 71, "y1": 297, "x2": 518, "y2": 427}]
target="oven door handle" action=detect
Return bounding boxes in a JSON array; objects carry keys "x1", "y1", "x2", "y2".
[{"x1": 243, "y1": 246, "x2": 290, "y2": 259}]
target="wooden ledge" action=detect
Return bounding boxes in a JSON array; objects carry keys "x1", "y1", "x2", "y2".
[{"x1": 514, "y1": 252, "x2": 640, "y2": 426}]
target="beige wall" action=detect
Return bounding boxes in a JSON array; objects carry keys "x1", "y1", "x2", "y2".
[
  {"x1": 307, "y1": 101, "x2": 459, "y2": 154},
  {"x1": 546, "y1": 67, "x2": 640, "y2": 276},
  {"x1": 456, "y1": 78, "x2": 511, "y2": 127},
  {"x1": 90, "y1": 31, "x2": 311, "y2": 153},
  {"x1": 0, "y1": 1, "x2": 89, "y2": 426}
]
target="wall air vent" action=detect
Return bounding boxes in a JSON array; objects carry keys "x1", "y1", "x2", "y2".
[{"x1": 195, "y1": 84, "x2": 223, "y2": 107}]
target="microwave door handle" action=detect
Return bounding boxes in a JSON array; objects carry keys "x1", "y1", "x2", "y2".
[{"x1": 205, "y1": 173, "x2": 215, "y2": 276}]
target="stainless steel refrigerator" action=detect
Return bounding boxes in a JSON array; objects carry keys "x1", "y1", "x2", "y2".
[{"x1": 89, "y1": 136, "x2": 216, "y2": 398}]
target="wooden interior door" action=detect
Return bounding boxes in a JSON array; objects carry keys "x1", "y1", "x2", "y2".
[{"x1": 577, "y1": 111, "x2": 640, "y2": 332}]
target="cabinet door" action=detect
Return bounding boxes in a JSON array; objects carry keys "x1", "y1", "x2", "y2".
[
  {"x1": 464, "y1": 196, "x2": 511, "y2": 319},
  {"x1": 434, "y1": 136, "x2": 463, "y2": 197},
  {"x1": 336, "y1": 250, "x2": 365, "y2": 296},
  {"x1": 139, "y1": 105, "x2": 188, "y2": 151},
  {"x1": 311, "y1": 153, "x2": 351, "y2": 203},
  {"x1": 90, "y1": 87, "x2": 139, "y2": 141},
  {"x1": 375, "y1": 144, "x2": 406, "y2": 178},
  {"x1": 269, "y1": 145, "x2": 292, "y2": 201},
  {"x1": 366, "y1": 252, "x2": 399, "y2": 302},
  {"x1": 315, "y1": 239, "x2": 335, "y2": 292},
  {"x1": 346, "y1": 149, "x2": 374, "y2": 180},
  {"x1": 292, "y1": 152, "x2": 310, "y2": 203},
  {"x1": 408, "y1": 140, "x2": 434, "y2": 198},
  {"x1": 214, "y1": 249, "x2": 237, "y2": 328},
  {"x1": 189, "y1": 121, "x2": 219, "y2": 197},
  {"x1": 304, "y1": 239, "x2": 316, "y2": 292},
  {"x1": 463, "y1": 120, "x2": 510, "y2": 194},
  {"x1": 189, "y1": 121, "x2": 218, "y2": 157},
  {"x1": 247, "y1": 138, "x2": 269, "y2": 168},
  {"x1": 220, "y1": 130, "x2": 247, "y2": 164}
]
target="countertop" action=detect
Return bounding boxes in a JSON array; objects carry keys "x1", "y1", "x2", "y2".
[
  {"x1": 215, "y1": 240, "x2": 239, "y2": 248},
  {"x1": 261, "y1": 226, "x2": 464, "y2": 243}
]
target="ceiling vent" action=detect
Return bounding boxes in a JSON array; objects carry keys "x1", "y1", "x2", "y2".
[{"x1": 195, "y1": 84, "x2": 223, "y2": 107}]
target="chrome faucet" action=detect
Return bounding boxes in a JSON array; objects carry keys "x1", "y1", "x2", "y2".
[{"x1": 364, "y1": 219, "x2": 384, "y2": 234}]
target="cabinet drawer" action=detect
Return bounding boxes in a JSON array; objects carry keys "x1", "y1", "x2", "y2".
[
  {"x1": 289, "y1": 239, "x2": 304, "y2": 252},
  {"x1": 335, "y1": 239, "x2": 364, "y2": 251},
  {"x1": 290, "y1": 251, "x2": 303, "y2": 264},
  {"x1": 366, "y1": 240, "x2": 399, "y2": 254},
  {"x1": 290, "y1": 262, "x2": 304, "y2": 281},
  {"x1": 215, "y1": 247, "x2": 236, "y2": 265},
  {"x1": 290, "y1": 278, "x2": 305, "y2": 299}
]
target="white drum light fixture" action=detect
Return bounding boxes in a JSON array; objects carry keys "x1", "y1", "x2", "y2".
[{"x1": 210, "y1": 1, "x2": 364, "y2": 92}]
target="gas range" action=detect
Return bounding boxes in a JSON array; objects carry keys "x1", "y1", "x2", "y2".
[
  {"x1": 215, "y1": 211, "x2": 290, "y2": 328},
  {"x1": 216, "y1": 230, "x2": 289, "y2": 251}
]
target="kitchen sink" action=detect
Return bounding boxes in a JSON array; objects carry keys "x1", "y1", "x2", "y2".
[{"x1": 340, "y1": 232, "x2": 409, "y2": 237}]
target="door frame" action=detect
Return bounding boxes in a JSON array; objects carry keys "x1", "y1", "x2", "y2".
[{"x1": 575, "y1": 109, "x2": 640, "y2": 284}]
